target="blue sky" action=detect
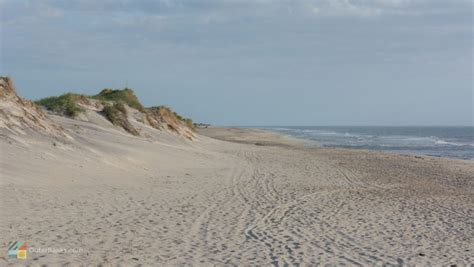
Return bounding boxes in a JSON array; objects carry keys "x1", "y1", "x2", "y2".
[{"x1": 1, "y1": 0, "x2": 472, "y2": 126}]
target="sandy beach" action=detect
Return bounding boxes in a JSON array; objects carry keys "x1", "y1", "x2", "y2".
[{"x1": 1, "y1": 119, "x2": 473, "y2": 265}]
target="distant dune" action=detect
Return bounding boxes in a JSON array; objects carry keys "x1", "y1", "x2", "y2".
[{"x1": 1, "y1": 77, "x2": 473, "y2": 265}]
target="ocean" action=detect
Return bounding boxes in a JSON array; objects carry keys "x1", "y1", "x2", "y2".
[{"x1": 262, "y1": 126, "x2": 474, "y2": 160}]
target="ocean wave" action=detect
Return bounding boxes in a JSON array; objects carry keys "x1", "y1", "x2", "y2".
[
  {"x1": 434, "y1": 139, "x2": 471, "y2": 146},
  {"x1": 300, "y1": 129, "x2": 365, "y2": 138},
  {"x1": 269, "y1": 127, "x2": 294, "y2": 131},
  {"x1": 263, "y1": 127, "x2": 474, "y2": 160},
  {"x1": 387, "y1": 136, "x2": 472, "y2": 147}
]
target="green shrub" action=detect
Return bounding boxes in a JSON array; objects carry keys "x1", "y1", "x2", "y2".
[{"x1": 35, "y1": 93, "x2": 85, "y2": 117}]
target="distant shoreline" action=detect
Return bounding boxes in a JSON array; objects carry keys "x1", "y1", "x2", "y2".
[
  {"x1": 198, "y1": 126, "x2": 474, "y2": 162},
  {"x1": 251, "y1": 126, "x2": 474, "y2": 161}
]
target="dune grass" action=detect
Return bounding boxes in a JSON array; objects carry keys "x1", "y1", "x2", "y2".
[
  {"x1": 92, "y1": 88, "x2": 144, "y2": 111},
  {"x1": 35, "y1": 93, "x2": 86, "y2": 117},
  {"x1": 36, "y1": 88, "x2": 194, "y2": 133},
  {"x1": 154, "y1": 106, "x2": 194, "y2": 130},
  {"x1": 103, "y1": 102, "x2": 126, "y2": 122},
  {"x1": 102, "y1": 102, "x2": 139, "y2": 136}
]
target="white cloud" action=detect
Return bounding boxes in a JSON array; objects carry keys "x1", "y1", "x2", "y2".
[
  {"x1": 300, "y1": 0, "x2": 429, "y2": 17},
  {"x1": 1, "y1": 0, "x2": 470, "y2": 26}
]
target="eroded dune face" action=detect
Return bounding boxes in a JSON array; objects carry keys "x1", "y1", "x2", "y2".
[
  {"x1": 143, "y1": 106, "x2": 195, "y2": 140},
  {"x1": 0, "y1": 77, "x2": 69, "y2": 139}
]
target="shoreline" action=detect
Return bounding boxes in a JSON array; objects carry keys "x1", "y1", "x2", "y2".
[{"x1": 198, "y1": 126, "x2": 474, "y2": 163}]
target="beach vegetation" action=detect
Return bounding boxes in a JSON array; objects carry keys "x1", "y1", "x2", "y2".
[
  {"x1": 102, "y1": 102, "x2": 139, "y2": 136},
  {"x1": 35, "y1": 93, "x2": 86, "y2": 117},
  {"x1": 35, "y1": 87, "x2": 195, "y2": 133},
  {"x1": 155, "y1": 106, "x2": 194, "y2": 130},
  {"x1": 92, "y1": 88, "x2": 144, "y2": 111}
]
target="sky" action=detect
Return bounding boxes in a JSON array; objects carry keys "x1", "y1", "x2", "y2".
[{"x1": 1, "y1": 0, "x2": 472, "y2": 126}]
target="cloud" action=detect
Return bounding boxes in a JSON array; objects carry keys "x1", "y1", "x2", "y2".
[
  {"x1": 1, "y1": 0, "x2": 471, "y2": 27},
  {"x1": 311, "y1": 0, "x2": 385, "y2": 17}
]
